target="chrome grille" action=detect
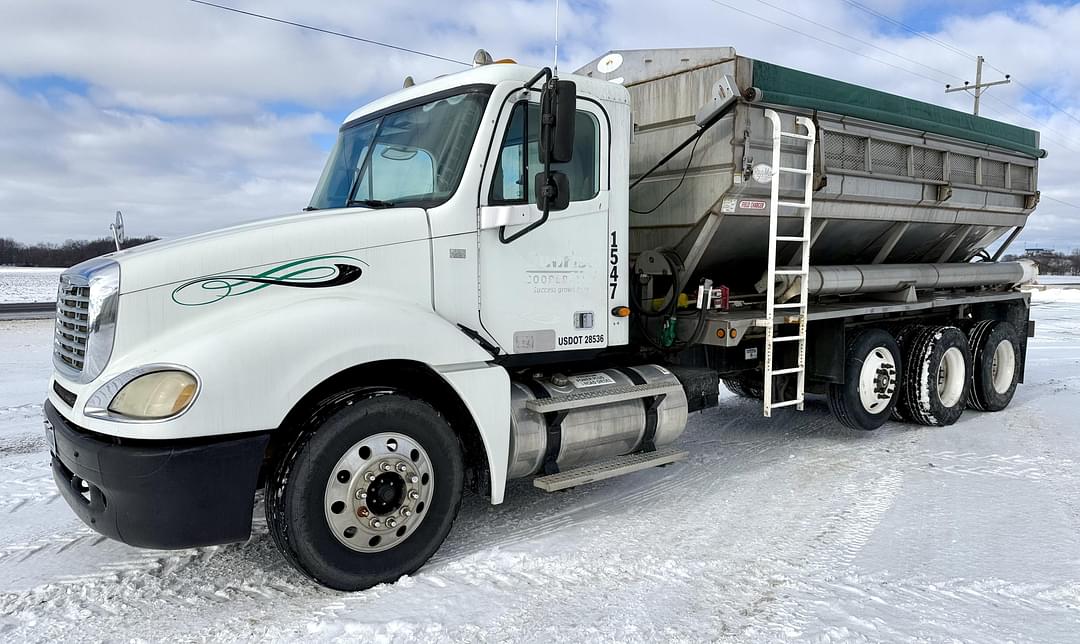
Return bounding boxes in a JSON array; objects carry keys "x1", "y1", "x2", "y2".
[{"x1": 55, "y1": 280, "x2": 91, "y2": 373}]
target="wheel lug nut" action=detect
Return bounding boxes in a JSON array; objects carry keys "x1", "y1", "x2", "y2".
[
  {"x1": 408, "y1": 491, "x2": 420, "y2": 500},
  {"x1": 355, "y1": 490, "x2": 365, "y2": 500},
  {"x1": 401, "y1": 508, "x2": 412, "y2": 517},
  {"x1": 396, "y1": 463, "x2": 408, "y2": 473},
  {"x1": 409, "y1": 475, "x2": 419, "y2": 484},
  {"x1": 380, "y1": 462, "x2": 392, "y2": 472},
  {"x1": 357, "y1": 507, "x2": 369, "y2": 518},
  {"x1": 370, "y1": 519, "x2": 381, "y2": 529},
  {"x1": 365, "y1": 472, "x2": 376, "y2": 482},
  {"x1": 386, "y1": 518, "x2": 397, "y2": 528}
]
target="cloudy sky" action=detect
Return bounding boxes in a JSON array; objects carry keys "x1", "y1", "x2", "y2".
[{"x1": 2, "y1": 0, "x2": 1079, "y2": 251}]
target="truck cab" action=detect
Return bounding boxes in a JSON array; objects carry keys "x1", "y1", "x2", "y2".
[{"x1": 45, "y1": 59, "x2": 655, "y2": 591}]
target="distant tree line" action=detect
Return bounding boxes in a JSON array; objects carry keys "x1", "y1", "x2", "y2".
[
  {"x1": 1001, "y1": 249, "x2": 1080, "y2": 275},
  {"x1": 0, "y1": 236, "x2": 159, "y2": 268}
]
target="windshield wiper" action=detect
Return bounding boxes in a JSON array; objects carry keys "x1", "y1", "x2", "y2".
[{"x1": 347, "y1": 198, "x2": 395, "y2": 209}]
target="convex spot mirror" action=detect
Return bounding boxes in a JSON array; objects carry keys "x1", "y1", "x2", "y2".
[
  {"x1": 539, "y1": 79, "x2": 576, "y2": 164},
  {"x1": 534, "y1": 171, "x2": 570, "y2": 212}
]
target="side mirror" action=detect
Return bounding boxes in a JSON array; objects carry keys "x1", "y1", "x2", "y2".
[
  {"x1": 539, "y1": 79, "x2": 576, "y2": 163},
  {"x1": 534, "y1": 171, "x2": 570, "y2": 212}
]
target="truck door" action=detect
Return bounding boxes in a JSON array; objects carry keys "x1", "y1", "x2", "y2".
[{"x1": 477, "y1": 92, "x2": 610, "y2": 355}]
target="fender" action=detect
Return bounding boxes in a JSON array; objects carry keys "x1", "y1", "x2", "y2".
[{"x1": 50, "y1": 291, "x2": 512, "y2": 503}]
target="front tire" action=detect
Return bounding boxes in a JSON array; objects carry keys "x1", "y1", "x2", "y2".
[
  {"x1": 828, "y1": 328, "x2": 902, "y2": 431},
  {"x1": 896, "y1": 326, "x2": 972, "y2": 426},
  {"x1": 266, "y1": 393, "x2": 464, "y2": 591}
]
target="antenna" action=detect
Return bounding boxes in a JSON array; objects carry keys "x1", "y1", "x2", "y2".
[{"x1": 553, "y1": 0, "x2": 560, "y2": 75}]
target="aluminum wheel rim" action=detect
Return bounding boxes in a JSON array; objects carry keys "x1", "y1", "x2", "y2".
[
  {"x1": 991, "y1": 339, "x2": 1016, "y2": 394},
  {"x1": 324, "y1": 432, "x2": 435, "y2": 553},
  {"x1": 858, "y1": 347, "x2": 897, "y2": 414},
  {"x1": 937, "y1": 347, "x2": 966, "y2": 408}
]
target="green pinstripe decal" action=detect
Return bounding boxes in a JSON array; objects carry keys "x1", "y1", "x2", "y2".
[{"x1": 171, "y1": 255, "x2": 367, "y2": 306}]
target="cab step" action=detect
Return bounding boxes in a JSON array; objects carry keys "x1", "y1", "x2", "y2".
[
  {"x1": 524, "y1": 381, "x2": 683, "y2": 414},
  {"x1": 532, "y1": 447, "x2": 689, "y2": 492}
]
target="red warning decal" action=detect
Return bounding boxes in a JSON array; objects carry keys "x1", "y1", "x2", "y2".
[{"x1": 738, "y1": 200, "x2": 767, "y2": 210}]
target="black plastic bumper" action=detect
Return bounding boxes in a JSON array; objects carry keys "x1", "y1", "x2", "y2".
[{"x1": 45, "y1": 400, "x2": 270, "y2": 550}]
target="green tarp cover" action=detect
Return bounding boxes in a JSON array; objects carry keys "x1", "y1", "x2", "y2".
[{"x1": 752, "y1": 60, "x2": 1045, "y2": 158}]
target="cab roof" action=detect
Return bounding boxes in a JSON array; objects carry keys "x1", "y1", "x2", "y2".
[{"x1": 341, "y1": 63, "x2": 628, "y2": 127}]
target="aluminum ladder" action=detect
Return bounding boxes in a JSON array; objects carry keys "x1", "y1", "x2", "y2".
[{"x1": 761, "y1": 109, "x2": 816, "y2": 417}]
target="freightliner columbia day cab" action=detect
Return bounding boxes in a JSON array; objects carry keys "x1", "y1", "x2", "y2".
[{"x1": 45, "y1": 48, "x2": 1042, "y2": 590}]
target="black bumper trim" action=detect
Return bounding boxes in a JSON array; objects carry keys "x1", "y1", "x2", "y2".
[{"x1": 46, "y1": 400, "x2": 271, "y2": 550}]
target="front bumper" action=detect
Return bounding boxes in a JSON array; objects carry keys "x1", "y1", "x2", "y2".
[{"x1": 45, "y1": 400, "x2": 270, "y2": 549}]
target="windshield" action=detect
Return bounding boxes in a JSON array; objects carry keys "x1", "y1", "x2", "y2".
[{"x1": 309, "y1": 90, "x2": 489, "y2": 210}]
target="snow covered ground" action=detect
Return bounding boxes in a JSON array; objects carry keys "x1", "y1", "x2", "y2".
[
  {"x1": 1, "y1": 292, "x2": 1079, "y2": 642},
  {"x1": 0, "y1": 267, "x2": 63, "y2": 303}
]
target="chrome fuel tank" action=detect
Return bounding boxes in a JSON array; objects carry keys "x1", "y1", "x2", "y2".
[{"x1": 507, "y1": 365, "x2": 688, "y2": 479}]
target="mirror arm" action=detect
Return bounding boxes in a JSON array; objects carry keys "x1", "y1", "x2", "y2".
[
  {"x1": 523, "y1": 67, "x2": 553, "y2": 91},
  {"x1": 501, "y1": 74, "x2": 558, "y2": 245}
]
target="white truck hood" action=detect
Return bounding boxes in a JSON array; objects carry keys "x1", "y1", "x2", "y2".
[{"x1": 107, "y1": 207, "x2": 428, "y2": 294}]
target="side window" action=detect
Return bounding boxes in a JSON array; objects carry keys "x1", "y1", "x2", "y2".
[{"x1": 490, "y1": 102, "x2": 600, "y2": 205}]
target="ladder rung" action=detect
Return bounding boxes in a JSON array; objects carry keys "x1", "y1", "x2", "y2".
[
  {"x1": 778, "y1": 166, "x2": 811, "y2": 175},
  {"x1": 771, "y1": 367, "x2": 804, "y2": 375},
  {"x1": 773, "y1": 302, "x2": 803, "y2": 309},
  {"x1": 771, "y1": 335, "x2": 805, "y2": 342},
  {"x1": 774, "y1": 269, "x2": 806, "y2": 276},
  {"x1": 780, "y1": 132, "x2": 814, "y2": 141},
  {"x1": 774, "y1": 236, "x2": 808, "y2": 242},
  {"x1": 769, "y1": 398, "x2": 804, "y2": 409},
  {"x1": 755, "y1": 316, "x2": 801, "y2": 326},
  {"x1": 776, "y1": 201, "x2": 810, "y2": 208}
]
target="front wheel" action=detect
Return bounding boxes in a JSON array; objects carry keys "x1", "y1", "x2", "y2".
[{"x1": 266, "y1": 393, "x2": 464, "y2": 591}]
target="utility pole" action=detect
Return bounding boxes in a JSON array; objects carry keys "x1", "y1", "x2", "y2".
[{"x1": 945, "y1": 56, "x2": 1010, "y2": 116}]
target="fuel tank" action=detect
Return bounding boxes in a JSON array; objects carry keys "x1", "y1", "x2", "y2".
[{"x1": 507, "y1": 365, "x2": 688, "y2": 479}]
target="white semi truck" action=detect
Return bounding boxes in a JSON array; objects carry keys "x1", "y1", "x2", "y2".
[{"x1": 45, "y1": 48, "x2": 1041, "y2": 590}]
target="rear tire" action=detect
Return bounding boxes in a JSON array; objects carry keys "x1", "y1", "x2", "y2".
[
  {"x1": 265, "y1": 393, "x2": 463, "y2": 591},
  {"x1": 896, "y1": 326, "x2": 972, "y2": 426},
  {"x1": 967, "y1": 320, "x2": 1020, "y2": 411},
  {"x1": 828, "y1": 328, "x2": 901, "y2": 431}
]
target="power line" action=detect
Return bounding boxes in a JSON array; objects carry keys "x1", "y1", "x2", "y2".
[
  {"x1": 842, "y1": 0, "x2": 1080, "y2": 129},
  {"x1": 186, "y1": 0, "x2": 470, "y2": 66},
  {"x1": 752, "y1": 0, "x2": 960, "y2": 83},
  {"x1": 978, "y1": 95, "x2": 1080, "y2": 153},
  {"x1": 842, "y1": 0, "x2": 976, "y2": 61},
  {"x1": 704, "y1": 0, "x2": 1078, "y2": 159},
  {"x1": 704, "y1": 0, "x2": 945, "y2": 85},
  {"x1": 994, "y1": 75, "x2": 1080, "y2": 128},
  {"x1": 1043, "y1": 195, "x2": 1080, "y2": 210}
]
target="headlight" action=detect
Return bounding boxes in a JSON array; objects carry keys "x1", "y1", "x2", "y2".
[
  {"x1": 54, "y1": 258, "x2": 119, "y2": 383},
  {"x1": 85, "y1": 367, "x2": 199, "y2": 421}
]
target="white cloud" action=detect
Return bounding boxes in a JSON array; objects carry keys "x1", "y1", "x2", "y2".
[{"x1": 0, "y1": 0, "x2": 1078, "y2": 251}]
